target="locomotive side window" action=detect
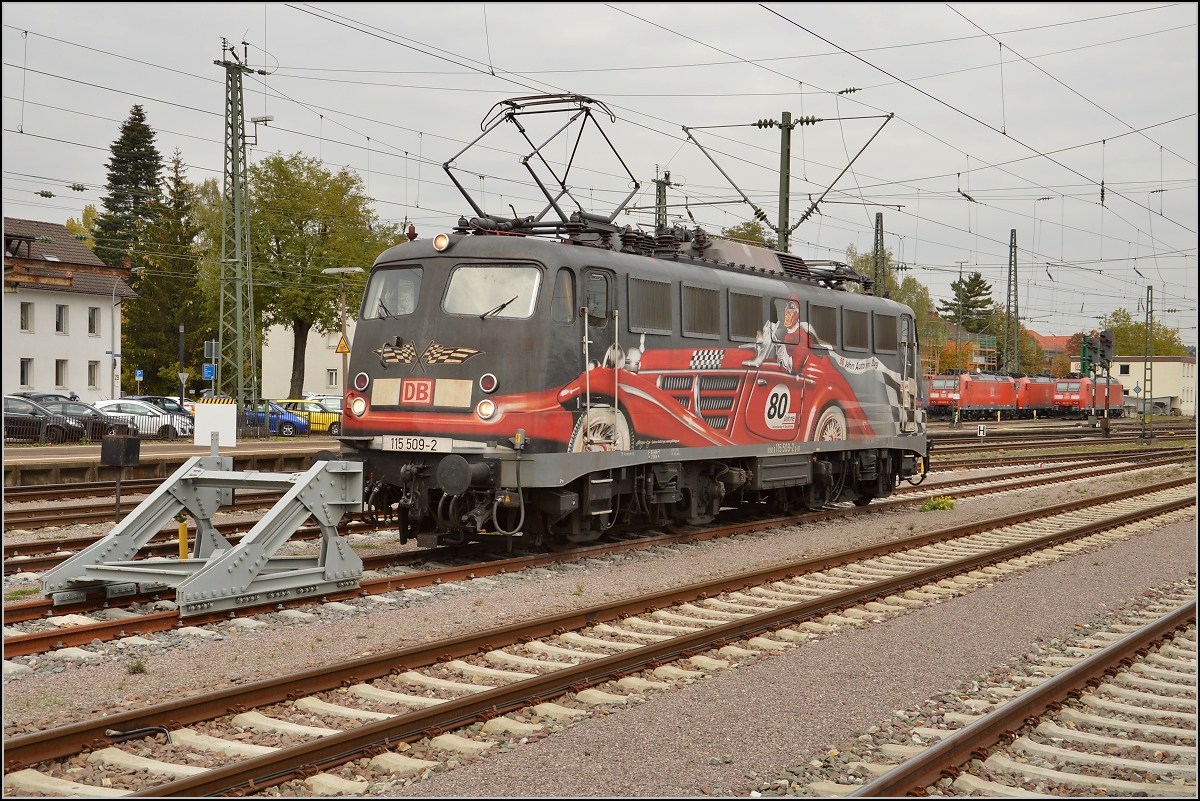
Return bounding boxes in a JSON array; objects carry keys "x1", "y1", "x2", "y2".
[
  {"x1": 771, "y1": 298, "x2": 802, "y2": 345},
  {"x1": 552, "y1": 268, "x2": 575, "y2": 324},
  {"x1": 809, "y1": 303, "x2": 837, "y2": 348},
  {"x1": 843, "y1": 308, "x2": 869, "y2": 351},
  {"x1": 628, "y1": 276, "x2": 672, "y2": 334},
  {"x1": 873, "y1": 313, "x2": 898, "y2": 353},
  {"x1": 729, "y1": 292, "x2": 763, "y2": 341},
  {"x1": 681, "y1": 284, "x2": 720, "y2": 339},
  {"x1": 362, "y1": 267, "x2": 422, "y2": 319},
  {"x1": 444, "y1": 264, "x2": 542, "y2": 319},
  {"x1": 585, "y1": 273, "x2": 609, "y2": 324}
]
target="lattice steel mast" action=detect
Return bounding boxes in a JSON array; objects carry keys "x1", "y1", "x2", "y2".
[
  {"x1": 215, "y1": 39, "x2": 262, "y2": 413},
  {"x1": 1003, "y1": 228, "x2": 1019, "y2": 373}
]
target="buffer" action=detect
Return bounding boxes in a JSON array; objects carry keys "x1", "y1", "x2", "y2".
[{"x1": 40, "y1": 456, "x2": 363, "y2": 617}]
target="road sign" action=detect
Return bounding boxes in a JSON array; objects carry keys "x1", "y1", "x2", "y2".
[
  {"x1": 977, "y1": 424, "x2": 987, "y2": 437},
  {"x1": 135, "y1": 369, "x2": 143, "y2": 381},
  {"x1": 335, "y1": 335, "x2": 351, "y2": 355},
  {"x1": 1133, "y1": 384, "x2": 1142, "y2": 395},
  {"x1": 178, "y1": 371, "x2": 190, "y2": 385},
  {"x1": 202, "y1": 363, "x2": 215, "y2": 381}
]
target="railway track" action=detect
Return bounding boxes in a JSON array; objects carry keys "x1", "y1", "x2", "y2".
[
  {"x1": 3, "y1": 452, "x2": 1192, "y2": 655},
  {"x1": 2, "y1": 477, "x2": 1193, "y2": 797},
  {"x1": 841, "y1": 595, "x2": 1196, "y2": 797}
]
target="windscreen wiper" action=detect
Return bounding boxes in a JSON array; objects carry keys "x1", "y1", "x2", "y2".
[
  {"x1": 480, "y1": 295, "x2": 518, "y2": 319},
  {"x1": 377, "y1": 298, "x2": 395, "y2": 319}
]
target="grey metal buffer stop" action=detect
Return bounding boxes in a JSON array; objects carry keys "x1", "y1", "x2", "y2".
[{"x1": 41, "y1": 456, "x2": 364, "y2": 617}]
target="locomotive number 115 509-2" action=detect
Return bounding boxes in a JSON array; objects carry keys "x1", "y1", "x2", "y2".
[{"x1": 378, "y1": 436, "x2": 451, "y2": 452}]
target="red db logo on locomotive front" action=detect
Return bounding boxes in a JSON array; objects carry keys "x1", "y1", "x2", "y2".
[{"x1": 401, "y1": 378, "x2": 434, "y2": 405}]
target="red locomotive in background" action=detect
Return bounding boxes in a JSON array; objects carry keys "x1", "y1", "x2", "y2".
[{"x1": 928, "y1": 371, "x2": 1123, "y2": 420}]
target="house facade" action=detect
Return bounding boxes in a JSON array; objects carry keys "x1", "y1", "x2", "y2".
[
  {"x1": 261, "y1": 320, "x2": 357, "y2": 399},
  {"x1": 3, "y1": 217, "x2": 137, "y2": 402}
]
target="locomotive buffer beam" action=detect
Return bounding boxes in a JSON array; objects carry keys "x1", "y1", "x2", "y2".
[{"x1": 40, "y1": 456, "x2": 364, "y2": 618}]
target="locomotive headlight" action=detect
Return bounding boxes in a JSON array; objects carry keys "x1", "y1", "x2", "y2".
[
  {"x1": 350, "y1": 396, "x2": 368, "y2": 417},
  {"x1": 433, "y1": 232, "x2": 451, "y2": 252},
  {"x1": 476, "y1": 398, "x2": 496, "y2": 420}
]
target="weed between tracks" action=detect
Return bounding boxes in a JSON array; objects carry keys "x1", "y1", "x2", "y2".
[
  {"x1": 4, "y1": 588, "x2": 38, "y2": 601},
  {"x1": 919, "y1": 496, "x2": 956, "y2": 512}
]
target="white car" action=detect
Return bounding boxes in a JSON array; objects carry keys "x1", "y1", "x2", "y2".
[
  {"x1": 304, "y1": 393, "x2": 344, "y2": 412},
  {"x1": 95, "y1": 399, "x2": 195, "y2": 440}
]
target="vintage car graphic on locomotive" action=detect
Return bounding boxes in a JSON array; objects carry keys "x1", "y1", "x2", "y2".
[{"x1": 334, "y1": 94, "x2": 929, "y2": 548}]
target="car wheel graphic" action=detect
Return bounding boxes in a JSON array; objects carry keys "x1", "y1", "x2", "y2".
[{"x1": 812, "y1": 404, "x2": 847, "y2": 441}]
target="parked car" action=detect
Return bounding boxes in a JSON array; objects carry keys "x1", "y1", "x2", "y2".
[
  {"x1": 11, "y1": 391, "x2": 74, "y2": 404},
  {"x1": 244, "y1": 400, "x2": 310, "y2": 437},
  {"x1": 95, "y1": 399, "x2": 195, "y2": 440},
  {"x1": 128, "y1": 395, "x2": 194, "y2": 418},
  {"x1": 3, "y1": 395, "x2": 87, "y2": 443},
  {"x1": 276, "y1": 399, "x2": 342, "y2": 436},
  {"x1": 304, "y1": 393, "x2": 344, "y2": 413},
  {"x1": 38, "y1": 400, "x2": 135, "y2": 440}
]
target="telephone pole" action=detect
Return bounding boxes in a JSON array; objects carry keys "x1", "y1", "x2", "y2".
[
  {"x1": 215, "y1": 38, "x2": 265, "y2": 416},
  {"x1": 1003, "y1": 228, "x2": 1019, "y2": 374}
]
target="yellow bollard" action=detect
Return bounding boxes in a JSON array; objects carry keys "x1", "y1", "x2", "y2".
[{"x1": 178, "y1": 516, "x2": 188, "y2": 560}]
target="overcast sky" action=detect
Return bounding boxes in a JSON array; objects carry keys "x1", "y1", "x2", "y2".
[{"x1": 4, "y1": 3, "x2": 1196, "y2": 344}]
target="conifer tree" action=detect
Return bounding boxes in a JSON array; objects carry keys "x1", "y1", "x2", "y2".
[
  {"x1": 94, "y1": 105, "x2": 163, "y2": 266},
  {"x1": 936, "y1": 271, "x2": 994, "y2": 333}
]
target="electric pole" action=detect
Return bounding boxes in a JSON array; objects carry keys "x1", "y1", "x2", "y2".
[
  {"x1": 1003, "y1": 228, "x2": 1019, "y2": 374},
  {"x1": 215, "y1": 39, "x2": 265, "y2": 417},
  {"x1": 1139, "y1": 285, "x2": 1155, "y2": 443},
  {"x1": 651, "y1": 168, "x2": 680, "y2": 235},
  {"x1": 872, "y1": 212, "x2": 886, "y2": 293}
]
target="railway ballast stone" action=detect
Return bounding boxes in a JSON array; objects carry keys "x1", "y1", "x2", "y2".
[
  {"x1": 304, "y1": 772, "x2": 369, "y2": 795},
  {"x1": 370, "y1": 752, "x2": 439, "y2": 776}
]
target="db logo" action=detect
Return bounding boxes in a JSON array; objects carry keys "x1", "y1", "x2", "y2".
[{"x1": 401, "y1": 379, "x2": 434, "y2": 405}]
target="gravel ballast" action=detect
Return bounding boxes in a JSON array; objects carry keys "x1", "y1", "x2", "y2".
[{"x1": 375, "y1": 515, "x2": 1196, "y2": 798}]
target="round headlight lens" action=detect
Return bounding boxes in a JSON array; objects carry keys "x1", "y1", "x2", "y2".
[
  {"x1": 350, "y1": 397, "x2": 367, "y2": 417},
  {"x1": 433, "y1": 233, "x2": 450, "y2": 252},
  {"x1": 353, "y1": 372, "x2": 369, "y2": 392},
  {"x1": 479, "y1": 373, "x2": 497, "y2": 393},
  {"x1": 476, "y1": 399, "x2": 496, "y2": 420}
]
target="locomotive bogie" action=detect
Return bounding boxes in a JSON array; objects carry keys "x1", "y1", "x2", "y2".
[{"x1": 342, "y1": 233, "x2": 927, "y2": 547}]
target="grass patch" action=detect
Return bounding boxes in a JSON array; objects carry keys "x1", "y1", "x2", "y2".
[
  {"x1": 4, "y1": 588, "x2": 38, "y2": 602},
  {"x1": 919, "y1": 496, "x2": 955, "y2": 512},
  {"x1": 127, "y1": 657, "x2": 146, "y2": 675}
]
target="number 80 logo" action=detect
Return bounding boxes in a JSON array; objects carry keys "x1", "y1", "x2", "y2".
[{"x1": 764, "y1": 384, "x2": 797, "y2": 430}]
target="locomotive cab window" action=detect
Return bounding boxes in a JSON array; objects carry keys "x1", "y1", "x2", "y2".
[
  {"x1": 444, "y1": 264, "x2": 542, "y2": 319},
  {"x1": 362, "y1": 266, "x2": 422, "y2": 319},
  {"x1": 552, "y1": 268, "x2": 575, "y2": 324},
  {"x1": 729, "y1": 291, "x2": 763, "y2": 341},
  {"x1": 873, "y1": 312, "x2": 898, "y2": 353},
  {"x1": 843, "y1": 308, "x2": 869, "y2": 352},
  {"x1": 682, "y1": 284, "x2": 720, "y2": 339},
  {"x1": 808, "y1": 303, "x2": 837, "y2": 348},
  {"x1": 585, "y1": 272, "x2": 609, "y2": 325}
]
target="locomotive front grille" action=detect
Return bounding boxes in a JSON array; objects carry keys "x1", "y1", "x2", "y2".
[
  {"x1": 699, "y1": 375, "x2": 739, "y2": 391},
  {"x1": 674, "y1": 396, "x2": 691, "y2": 410}
]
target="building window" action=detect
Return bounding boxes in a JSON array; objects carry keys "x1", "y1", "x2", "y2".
[
  {"x1": 88, "y1": 306, "x2": 100, "y2": 335},
  {"x1": 55, "y1": 304, "x2": 69, "y2": 334},
  {"x1": 327, "y1": 369, "x2": 338, "y2": 387},
  {"x1": 88, "y1": 361, "x2": 100, "y2": 389},
  {"x1": 19, "y1": 358, "x2": 33, "y2": 387},
  {"x1": 55, "y1": 359, "x2": 68, "y2": 388},
  {"x1": 1119, "y1": 364, "x2": 1130, "y2": 375},
  {"x1": 20, "y1": 302, "x2": 33, "y2": 332}
]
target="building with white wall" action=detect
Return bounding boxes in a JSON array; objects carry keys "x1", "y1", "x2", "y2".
[
  {"x1": 261, "y1": 320, "x2": 357, "y2": 399},
  {"x1": 4, "y1": 218, "x2": 137, "y2": 403}
]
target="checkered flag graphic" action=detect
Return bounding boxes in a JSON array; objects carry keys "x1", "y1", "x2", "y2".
[
  {"x1": 374, "y1": 341, "x2": 416, "y2": 367},
  {"x1": 689, "y1": 349, "x2": 725, "y2": 370},
  {"x1": 422, "y1": 342, "x2": 484, "y2": 365}
]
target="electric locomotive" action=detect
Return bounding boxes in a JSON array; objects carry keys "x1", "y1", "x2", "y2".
[
  {"x1": 335, "y1": 93, "x2": 927, "y2": 549},
  {"x1": 338, "y1": 229, "x2": 927, "y2": 548}
]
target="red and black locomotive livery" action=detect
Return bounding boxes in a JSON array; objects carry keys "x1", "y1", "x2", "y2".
[{"x1": 339, "y1": 230, "x2": 927, "y2": 548}]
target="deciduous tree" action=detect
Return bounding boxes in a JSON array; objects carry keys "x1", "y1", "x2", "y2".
[
  {"x1": 718, "y1": 220, "x2": 776, "y2": 249},
  {"x1": 1100, "y1": 307, "x2": 1188, "y2": 356}
]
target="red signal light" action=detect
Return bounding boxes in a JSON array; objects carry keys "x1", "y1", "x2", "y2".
[{"x1": 479, "y1": 373, "x2": 498, "y2": 394}]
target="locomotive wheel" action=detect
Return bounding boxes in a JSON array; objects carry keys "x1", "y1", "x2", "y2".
[
  {"x1": 812, "y1": 404, "x2": 847, "y2": 441},
  {"x1": 853, "y1": 494, "x2": 875, "y2": 506},
  {"x1": 567, "y1": 407, "x2": 632, "y2": 452}
]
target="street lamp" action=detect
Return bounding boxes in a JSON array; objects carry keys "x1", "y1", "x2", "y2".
[
  {"x1": 321, "y1": 267, "x2": 364, "y2": 393},
  {"x1": 111, "y1": 265, "x2": 144, "y2": 398}
]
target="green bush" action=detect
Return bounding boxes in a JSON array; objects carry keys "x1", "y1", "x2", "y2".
[{"x1": 919, "y1": 496, "x2": 955, "y2": 512}]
